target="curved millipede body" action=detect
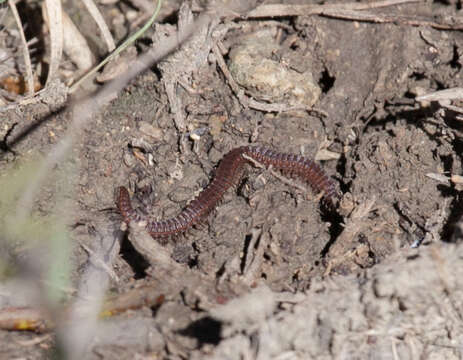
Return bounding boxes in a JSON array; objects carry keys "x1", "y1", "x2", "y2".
[{"x1": 117, "y1": 146, "x2": 338, "y2": 239}]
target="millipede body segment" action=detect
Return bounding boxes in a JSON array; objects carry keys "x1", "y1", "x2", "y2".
[{"x1": 117, "y1": 146, "x2": 338, "y2": 239}]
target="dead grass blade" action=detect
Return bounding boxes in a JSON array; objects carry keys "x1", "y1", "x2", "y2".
[
  {"x1": 62, "y1": 11, "x2": 94, "y2": 74},
  {"x1": 8, "y1": 0, "x2": 34, "y2": 96},
  {"x1": 81, "y1": 0, "x2": 115, "y2": 52},
  {"x1": 42, "y1": 0, "x2": 63, "y2": 87},
  {"x1": 69, "y1": 0, "x2": 162, "y2": 92}
]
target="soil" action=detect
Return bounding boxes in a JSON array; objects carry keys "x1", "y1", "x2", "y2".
[{"x1": 1, "y1": 1, "x2": 463, "y2": 359}]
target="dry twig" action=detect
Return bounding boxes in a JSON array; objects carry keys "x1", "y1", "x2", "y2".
[
  {"x1": 0, "y1": 285, "x2": 165, "y2": 332},
  {"x1": 243, "y1": 0, "x2": 463, "y2": 31},
  {"x1": 321, "y1": 9, "x2": 463, "y2": 31},
  {"x1": 246, "y1": 0, "x2": 422, "y2": 18}
]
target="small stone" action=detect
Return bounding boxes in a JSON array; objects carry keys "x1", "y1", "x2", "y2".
[{"x1": 190, "y1": 132, "x2": 201, "y2": 141}]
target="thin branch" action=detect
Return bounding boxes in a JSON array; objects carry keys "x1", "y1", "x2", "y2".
[
  {"x1": 0, "y1": 285, "x2": 165, "y2": 332},
  {"x1": 246, "y1": 0, "x2": 422, "y2": 18},
  {"x1": 245, "y1": 0, "x2": 463, "y2": 31},
  {"x1": 416, "y1": 88, "x2": 463, "y2": 102},
  {"x1": 321, "y1": 9, "x2": 463, "y2": 31}
]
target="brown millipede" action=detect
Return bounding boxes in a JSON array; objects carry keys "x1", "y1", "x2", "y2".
[{"x1": 117, "y1": 146, "x2": 338, "y2": 239}]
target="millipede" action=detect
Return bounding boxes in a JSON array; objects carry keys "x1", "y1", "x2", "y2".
[{"x1": 116, "y1": 146, "x2": 338, "y2": 240}]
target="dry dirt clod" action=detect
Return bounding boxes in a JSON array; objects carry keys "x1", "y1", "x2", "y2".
[{"x1": 228, "y1": 28, "x2": 321, "y2": 108}]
